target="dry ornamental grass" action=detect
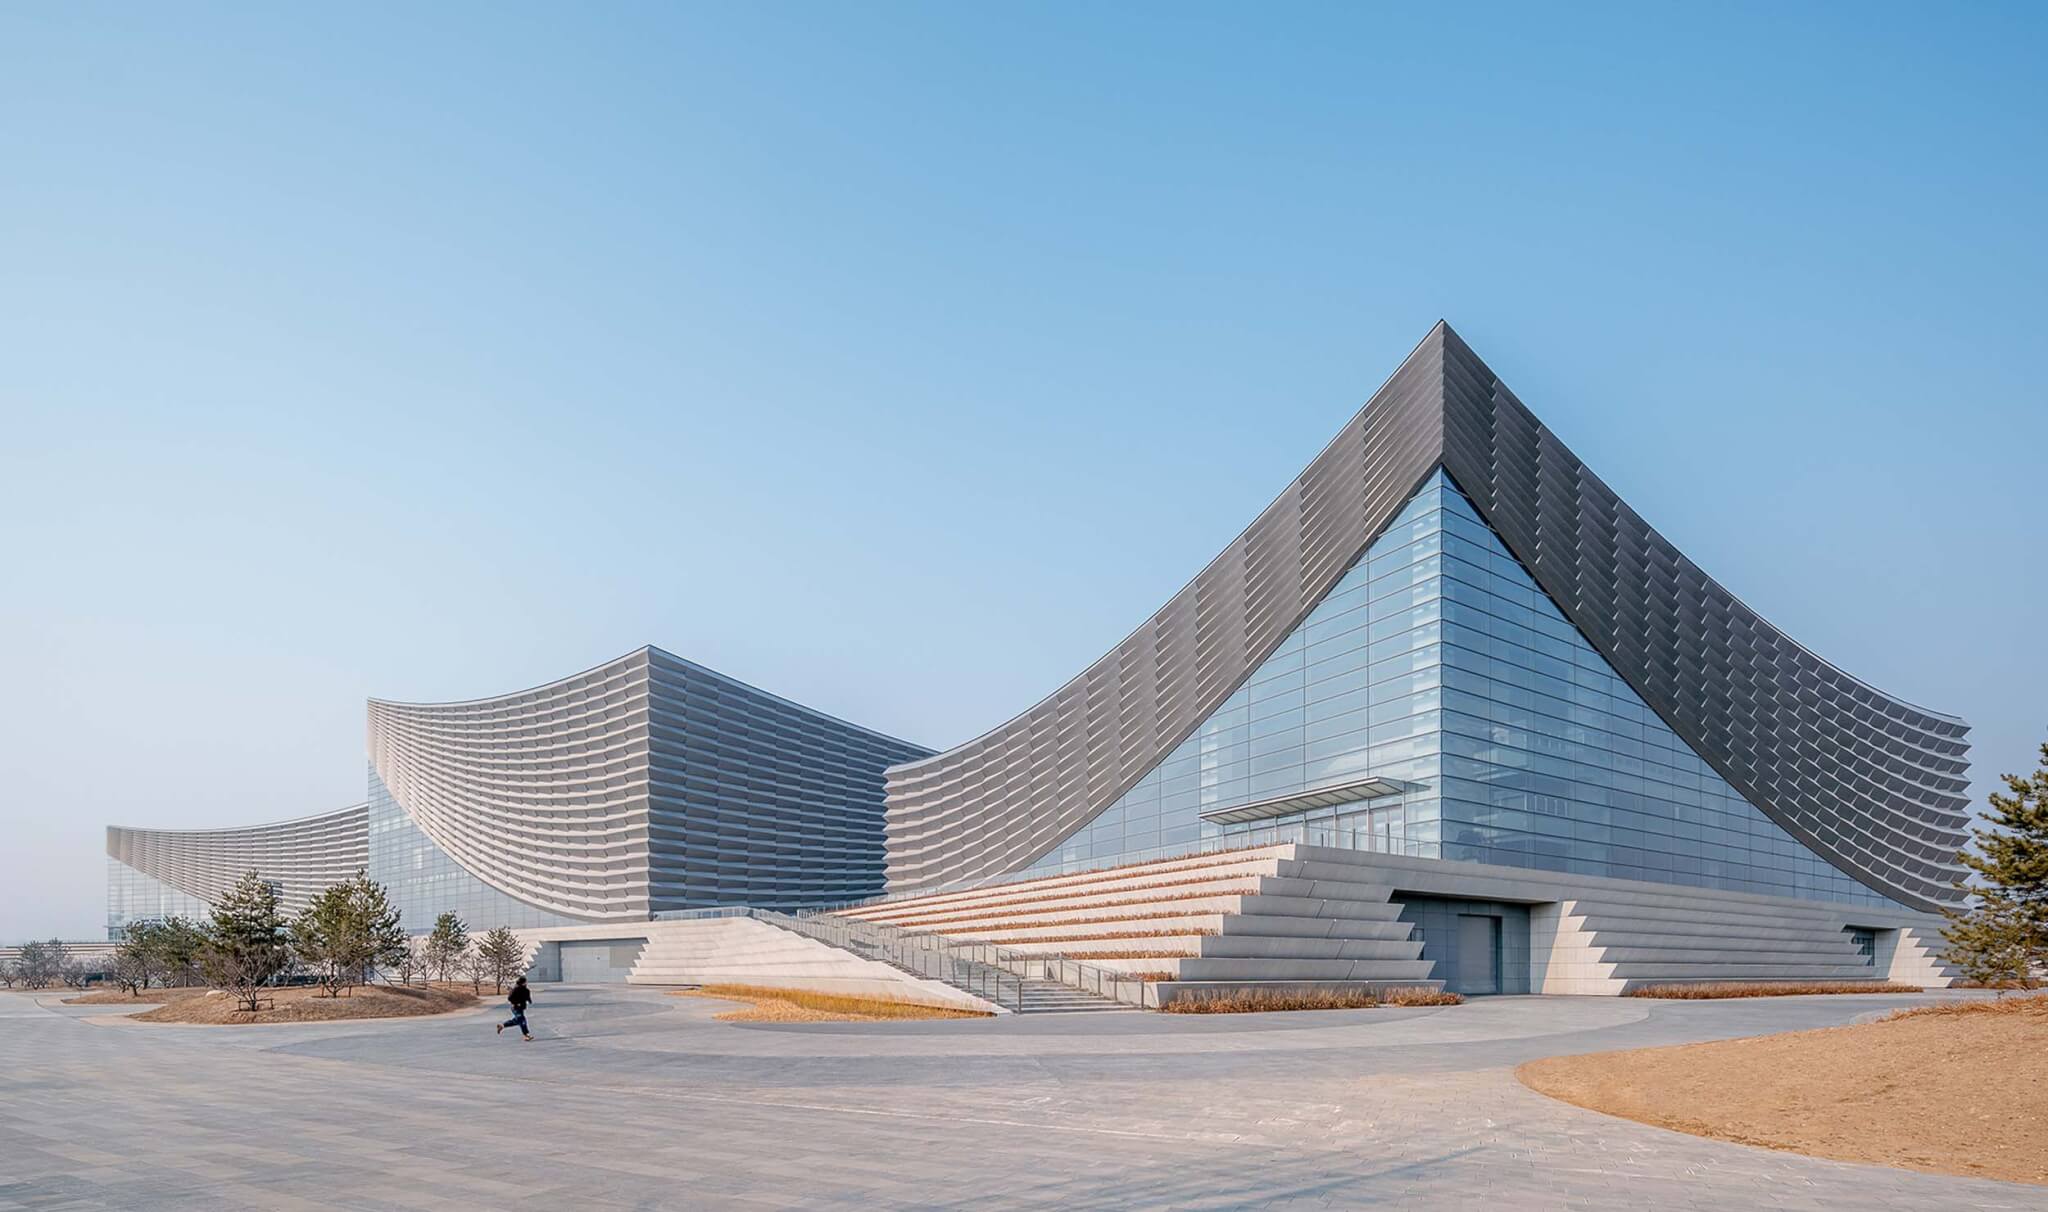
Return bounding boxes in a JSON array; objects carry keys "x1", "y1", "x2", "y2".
[
  {"x1": 1518, "y1": 994, "x2": 2048, "y2": 1185},
  {"x1": 1625, "y1": 981, "x2": 1923, "y2": 999},
  {"x1": 1163, "y1": 986, "x2": 1463, "y2": 1014},
  {"x1": 676, "y1": 984, "x2": 993, "y2": 1023}
]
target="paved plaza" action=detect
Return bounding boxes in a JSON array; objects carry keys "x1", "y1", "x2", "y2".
[{"x1": 2, "y1": 986, "x2": 2042, "y2": 1211}]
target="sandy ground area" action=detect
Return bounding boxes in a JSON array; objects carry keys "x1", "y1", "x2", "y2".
[
  {"x1": 674, "y1": 985, "x2": 990, "y2": 1023},
  {"x1": 114, "y1": 983, "x2": 479, "y2": 1024},
  {"x1": 1517, "y1": 994, "x2": 2048, "y2": 1186}
]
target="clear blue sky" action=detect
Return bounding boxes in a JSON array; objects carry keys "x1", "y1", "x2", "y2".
[{"x1": 4, "y1": 4, "x2": 2043, "y2": 940}]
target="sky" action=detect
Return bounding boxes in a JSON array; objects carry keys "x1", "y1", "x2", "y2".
[{"x1": 3, "y1": 4, "x2": 2044, "y2": 941}]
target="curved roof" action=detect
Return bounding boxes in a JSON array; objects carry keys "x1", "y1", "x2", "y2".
[
  {"x1": 882, "y1": 323, "x2": 1971, "y2": 910},
  {"x1": 105, "y1": 802, "x2": 369, "y2": 915}
]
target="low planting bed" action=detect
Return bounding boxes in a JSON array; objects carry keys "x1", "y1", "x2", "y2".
[
  {"x1": 119, "y1": 983, "x2": 479, "y2": 1024},
  {"x1": 1161, "y1": 986, "x2": 1462, "y2": 1014}
]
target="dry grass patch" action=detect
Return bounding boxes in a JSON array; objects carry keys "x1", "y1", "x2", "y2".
[
  {"x1": 130, "y1": 983, "x2": 478, "y2": 1024},
  {"x1": 1163, "y1": 986, "x2": 1462, "y2": 1014},
  {"x1": 64, "y1": 987, "x2": 209, "y2": 1006},
  {"x1": 1885, "y1": 992, "x2": 2048, "y2": 1022},
  {"x1": 1626, "y1": 982, "x2": 1923, "y2": 999},
  {"x1": 1518, "y1": 994, "x2": 2048, "y2": 1185},
  {"x1": 675, "y1": 984, "x2": 993, "y2": 1023}
]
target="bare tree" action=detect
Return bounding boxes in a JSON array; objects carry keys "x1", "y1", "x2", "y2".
[
  {"x1": 60, "y1": 957, "x2": 94, "y2": 991},
  {"x1": 458, "y1": 942, "x2": 489, "y2": 993},
  {"x1": 0, "y1": 959, "x2": 20, "y2": 988},
  {"x1": 17, "y1": 940, "x2": 66, "y2": 990}
]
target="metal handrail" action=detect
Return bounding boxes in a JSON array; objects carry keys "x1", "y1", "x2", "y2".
[
  {"x1": 753, "y1": 909, "x2": 1031, "y2": 1013},
  {"x1": 785, "y1": 907, "x2": 1155, "y2": 1010}
]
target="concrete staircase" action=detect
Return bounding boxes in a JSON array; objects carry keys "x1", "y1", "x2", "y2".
[
  {"x1": 1533, "y1": 888, "x2": 1942, "y2": 994},
  {"x1": 837, "y1": 845, "x2": 1443, "y2": 1007}
]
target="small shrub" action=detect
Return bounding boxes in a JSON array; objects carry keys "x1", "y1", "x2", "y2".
[
  {"x1": 1161, "y1": 986, "x2": 1461, "y2": 1014},
  {"x1": 1625, "y1": 982, "x2": 1923, "y2": 999}
]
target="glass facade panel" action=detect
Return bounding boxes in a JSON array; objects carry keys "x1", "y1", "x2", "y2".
[
  {"x1": 106, "y1": 858, "x2": 214, "y2": 940},
  {"x1": 366, "y1": 767, "x2": 585, "y2": 932},
  {"x1": 1024, "y1": 469, "x2": 1889, "y2": 908}
]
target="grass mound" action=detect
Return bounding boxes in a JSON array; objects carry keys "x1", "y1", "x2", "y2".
[
  {"x1": 677, "y1": 984, "x2": 993, "y2": 1023},
  {"x1": 1162, "y1": 986, "x2": 1462, "y2": 1014},
  {"x1": 130, "y1": 983, "x2": 478, "y2": 1024},
  {"x1": 1518, "y1": 993, "x2": 2048, "y2": 1185},
  {"x1": 1626, "y1": 981, "x2": 1923, "y2": 999}
]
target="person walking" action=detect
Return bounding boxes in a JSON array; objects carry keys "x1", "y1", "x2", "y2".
[{"x1": 497, "y1": 976, "x2": 534, "y2": 1041}]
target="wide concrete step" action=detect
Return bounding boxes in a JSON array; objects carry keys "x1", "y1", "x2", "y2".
[
  {"x1": 873, "y1": 873, "x2": 1394, "y2": 930},
  {"x1": 949, "y1": 911, "x2": 1416, "y2": 946},
  {"x1": 849, "y1": 857, "x2": 1289, "y2": 923},
  {"x1": 1567, "y1": 898, "x2": 1855, "y2": 930},
  {"x1": 1606, "y1": 961, "x2": 1883, "y2": 980},
  {"x1": 1582, "y1": 931, "x2": 1866, "y2": 957},
  {"x1": 1093, "y1": 957, "x2": 1438, "y2": 981},
  {"x1": 842, "y1": 847, "x2": 1294, "y2": 920},
  {"x1": 1571, "y1": 918, "x2": 1871, "y2": 946},
  {"x1": 996, "y1": 935, "x2": 1426, "y2": 962}
]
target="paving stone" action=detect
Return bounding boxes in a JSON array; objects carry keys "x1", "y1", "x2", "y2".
[{"x1": 0, "y1": 988, "x2": 2039, "y2": 1210}]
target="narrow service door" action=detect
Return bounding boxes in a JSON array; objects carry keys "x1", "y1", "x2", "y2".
[{"x1": 1455, "y1": 914, "x2": 1500, "y2": 994}]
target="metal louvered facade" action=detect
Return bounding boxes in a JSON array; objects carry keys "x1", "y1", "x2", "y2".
[
  {"x1": 882, "y1": 323, "x2": 1971, "y2": 912},
  {"x1": 105, "y1": 803, "x2": 370, "y2": 936},
  {"x1": 366, "y1": 646, "x2": 932, "y2": 923}
]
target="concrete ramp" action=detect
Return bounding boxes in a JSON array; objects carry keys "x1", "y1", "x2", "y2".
[{"x1": 515, "y1": 918, "x2": 1000, "y2": 1013}]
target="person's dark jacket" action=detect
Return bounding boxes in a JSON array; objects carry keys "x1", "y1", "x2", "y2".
[{"x1": 509, "y1": 984, "x2": 531, "y2": 1010}]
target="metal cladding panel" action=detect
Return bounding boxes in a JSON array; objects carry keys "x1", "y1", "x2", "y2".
[
  {"x1": 367, "y1": 649, "x2": 657, "y2": 921},
  {"x1": 884, "y1": 322, "x2": 1971, "y2": 911},
  {"x1": 642, "y1": 647, "x2": 933, "y2": 910},
  {"x1": 369, "y1": 645, "x2": 933, "y2": 919},
  {"x1": 105, "y1": 802, "x2": 369, "y2": 917},
  {"x1": 1433, "y1": 327, "x2": 1969, "y2": 910},
  {"x1": 882, "y1": 325, "x2": 1452, "y2": 891}
]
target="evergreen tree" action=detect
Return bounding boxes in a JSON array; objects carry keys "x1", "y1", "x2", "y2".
[
  {"x1": 1944, "y1": 738, "x2": 2048, "y2": 989},
  {"x1": 424, "y1": 911, "x2": 469, "y2": 984},
  {"x1": 476, "y1": 926, "x2": 527, "y2": 994},
  {"x1": 204, "y1": 871, "x2": 289, "y2": 1011},
  {"x1": 291, "y1": 870, "x2": 408, "y2": 997},
  {"x1": 156, "y1": 916, "x2": 208, "y2": 987}
]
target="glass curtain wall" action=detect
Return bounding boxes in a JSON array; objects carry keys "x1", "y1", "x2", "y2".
[{"x1": 1024, "y1": 469, "x2": 1889, "y2": 909}]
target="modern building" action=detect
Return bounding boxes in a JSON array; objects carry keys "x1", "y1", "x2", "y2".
[
  {"x1": 365, "y1": 646, "x2": 932, "y2": 927},
  {"x1": 876, "y1": 322, "x2": 1971, "y2": 994},
  {"x1": 100, "y1": 323, "x2": 1973, "y2": 997},
  {"x1": 105, "y1": 804, "x2": 369, "y2": 939},
  {"x1": 106, "y1": 646, "x2": 929, "y2": 938}
]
